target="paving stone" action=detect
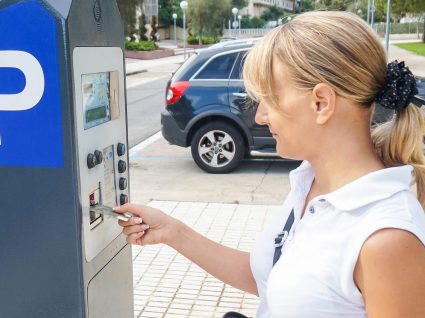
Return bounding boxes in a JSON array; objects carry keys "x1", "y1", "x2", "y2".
[{"x1": 131, "y1": 200, "x2": 276, "y2": 317}]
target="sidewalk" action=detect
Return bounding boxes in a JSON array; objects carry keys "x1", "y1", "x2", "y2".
[
  {"x1": 126, "y1": 54, "x2": 186, "y2": 76},
  {"x1": 132, "y1": 201, "x2": 278, "y2": 318},
  {"x1": 125, "y1": 39, "x2": 198, "y2": 76},
  {"x1": 388, "y1": 43, "x2": 425, "y2": 77}
]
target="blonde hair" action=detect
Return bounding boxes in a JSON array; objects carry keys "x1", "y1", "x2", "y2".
[{"x1": 243, "y1": 11, "x2": 425, "y2": 208}]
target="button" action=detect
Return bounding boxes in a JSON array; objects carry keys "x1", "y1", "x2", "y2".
[
  {"x1": 120, "y1": 194, "x2": 128, "y2": 205},
  {"x1": 309, "y1": 206, "x2": 315, "y2": 214},
  {"x1": 118, "y1": 160, "x2": 127, "y2": 173},
  {"x1": 94, "y1": 150, "x2": 103, "y2": 164},
  {"x1": 117, "y1": 143, "x2": 126, "y2": 156},
  {"x1": 119, "y1": 177, "x2": 127, "y2": 190},
  {"x1": 87, "y1": 153, "x2": 97, "y2": 169}
]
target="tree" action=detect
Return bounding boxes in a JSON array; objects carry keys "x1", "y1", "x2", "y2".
[
  {"x1": 117, "y1": 0, "x2": 144, "y2": 36},
  {"x1": 187, "y1": 0, "x2": 231, "y2": 43},
  {"x1": 231, "y1": 0, "x2": 248, "y2": 9},
  {"x1": 314, "y1": 0, "x2": 352, "y2": 11},
  {"x1": 260, "y1": 5, "x2": 285, "y2": 21},
  {"x1": 300, "y1": 0, "x2": 315, "y2": 12},
  {"x1": 158, "y1": 0, "x2": 183, "y2": 27},
  {"x1": 240, "y1": 15, "x2": 266, "y2": 28},
  {"x1": 139, "y1": 13, "x2": 149, "y2": 41},
  {"x1": 387, "y1": 0, "x2": 425, "y2": 42}
]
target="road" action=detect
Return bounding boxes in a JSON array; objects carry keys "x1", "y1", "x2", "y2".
[
  {"x1": 126, "y1": 75, "x2": 169, "y2": 147},
  {"x1": 124, "y1": 58, "x2": 295, "y2": 205}
]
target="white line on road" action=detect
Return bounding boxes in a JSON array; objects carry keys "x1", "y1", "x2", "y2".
[{"x1": 130, "y1": 131, "x2": 163, "y2": 156}]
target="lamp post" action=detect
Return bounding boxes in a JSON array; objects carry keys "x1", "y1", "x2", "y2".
[
  {"x1": 180, "y1": 1, "x2": 188, "y2": 59},
  {"x1": 238, "y1": 15, "x2": 242, "y2": 37},
  {"x1": 384, "y1": 0, "x2": 391, "y2": 52},
  {"x1": 367, "y1": 0, "x2": 371, "y2": 24},
  {"x1": 232, "y1": 7, "x2": 238, "y2": 38},
  {"x1": 172, "y1": 13, "x2": 177, "y2": 46}
]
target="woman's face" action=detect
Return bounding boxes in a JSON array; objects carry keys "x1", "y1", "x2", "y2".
[{"x1": 254, "y1": 60, "x2": 318, "y2": 160}]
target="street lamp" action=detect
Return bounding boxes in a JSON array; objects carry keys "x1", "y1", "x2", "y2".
[
  {"x1": 172, "y1": 13, "x2": 178, "y2": 46},
  {"x1": 180, "y1": 1, "x2": 188, "y2": 59},
  {"x1": 238, "y1": 15, "x2": 242, "y2": 36},
  {"x1": 232, "y1": 7, "x2": 238, "y2": 38}
]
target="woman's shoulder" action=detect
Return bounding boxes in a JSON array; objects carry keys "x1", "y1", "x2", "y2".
[{"x1": 357, "y1": 190, "x2": 425, "y2": 246}]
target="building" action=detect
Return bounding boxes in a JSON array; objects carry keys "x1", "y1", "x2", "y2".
[
  {"x1": 239, "y1": 0, "x2": 296, "y2": 17},
  {"x1": 135, "y1": 0, "x2": 158, "y2": 29}
]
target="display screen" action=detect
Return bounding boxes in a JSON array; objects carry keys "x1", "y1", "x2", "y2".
[{"x1": 82, "y1": 72, "x2": 111, "y2": 129}]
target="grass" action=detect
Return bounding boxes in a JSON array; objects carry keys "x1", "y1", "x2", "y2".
[{"x1": 395, "y1": 42, "x2": 425, "y2": 57}]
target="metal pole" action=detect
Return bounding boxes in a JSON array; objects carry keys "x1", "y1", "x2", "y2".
[
  {"x1": 183, "y1": 10, "x2": 186, "y2": 59},
  {"x1": 371, "y1": 0, "x2": 375, "y2": 28},
  {"x1": 174, "y1": 19, "x2": 177, "y2": 46},
  {"x1": 228, "y1": 20, "x2": 231, "y2": 37},
  {"x1": 367, "y1": 0, "x2": 371, "y2": 24},
  {"x1": 384, "y1": 0, "x2": 391, "y2": 52},
  {"x1": 233, "y1": 14, "x2": 237, "y2": 37}
]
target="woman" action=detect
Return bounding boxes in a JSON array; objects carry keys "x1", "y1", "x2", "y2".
[{"x1": 115, "y1": 11, "x2": 425, "y2": 317}]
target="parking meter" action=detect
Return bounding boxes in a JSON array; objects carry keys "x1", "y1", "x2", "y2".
[{"x1": 0, "y1": 1, "x2": 133, "y2": 317}]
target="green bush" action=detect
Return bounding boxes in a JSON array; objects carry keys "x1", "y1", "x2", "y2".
[
  {"x1": 125, "y1": 41, "x2": 156, "y2": 51},
  {"x1": 186, "y1": 35, "x2": 219, "y2": 45},
  {"x1": 202, "y1": 36, "x2": 215, "y2": 45},
  {"x1": 187, "y1": 35, "x2": 199, "y2": 45}
]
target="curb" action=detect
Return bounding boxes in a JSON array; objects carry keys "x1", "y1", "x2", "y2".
[{"x1": 126, "y1": 69, "x2": 148, "y2": 76}]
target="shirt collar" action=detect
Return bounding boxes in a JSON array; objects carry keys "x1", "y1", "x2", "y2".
[{"x1": 289, "y1": 161, "x2": 413, "y2": 211}]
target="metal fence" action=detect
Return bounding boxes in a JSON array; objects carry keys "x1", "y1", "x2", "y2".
[
  {"x1": 224, "y1": 22, "x2": 424, "y2": 39},
  {"x1": 373, "y1": 22, "x2": 424, "y2": 35},
  {"x1": 223, "y1": 28, "x2": 271, "y2": 38}
]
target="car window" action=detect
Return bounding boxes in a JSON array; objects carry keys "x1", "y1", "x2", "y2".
[
  {"x1": 230, "y1": 51, "x2": 248, "y2": 80},
  {"x1": 195, "y1": 52, "x2": 238, "y2": 80},
  {"x1": 172, "y1": 53, "x2": 198, "y2": 81}
]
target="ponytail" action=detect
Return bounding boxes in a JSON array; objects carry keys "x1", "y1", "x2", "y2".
[{"x1": 372, "y1": 104, "x2": 425, "y2": 208}]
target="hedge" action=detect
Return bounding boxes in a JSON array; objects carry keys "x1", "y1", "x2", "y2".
[{"x1": 125, "y1": 41, "x2": 156, "y2": 51}]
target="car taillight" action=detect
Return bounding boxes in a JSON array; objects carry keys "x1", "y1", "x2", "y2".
[{"x1": 166, "y1": 81, "x2": 189, "y2": 105}]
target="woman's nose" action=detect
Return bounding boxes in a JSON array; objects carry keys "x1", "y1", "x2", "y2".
[{"x1": 255, "y1": 102, "x2": 268, "y2": 125}]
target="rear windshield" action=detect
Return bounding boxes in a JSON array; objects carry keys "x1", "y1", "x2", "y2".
[{"x1": 171, "y1": 53, "x2": 199, "y2": 82}]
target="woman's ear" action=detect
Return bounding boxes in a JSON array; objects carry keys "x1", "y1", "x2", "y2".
[{"x1": 311, "y1": 83, "x2": 336, "y2": 125}]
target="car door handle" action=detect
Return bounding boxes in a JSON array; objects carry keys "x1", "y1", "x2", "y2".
[{"x1": 232, "y1": 92, "x2": 247, "y2": 98}]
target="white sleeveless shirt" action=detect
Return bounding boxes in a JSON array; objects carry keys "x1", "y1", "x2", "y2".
[{"x1": 250, "y1": 161, "x2": 425, "y2": 317}]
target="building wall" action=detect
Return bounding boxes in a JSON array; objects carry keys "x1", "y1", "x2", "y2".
[{"x1": 243, "y1": 0, "x2": 295, "y2": 17}]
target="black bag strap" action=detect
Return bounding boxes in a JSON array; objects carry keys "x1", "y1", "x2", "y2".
[{"x1": 273, "y1": 209, "x2": 295, "y2": 267}]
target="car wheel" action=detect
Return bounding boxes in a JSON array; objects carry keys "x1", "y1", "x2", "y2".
[{"x1": 190, "y1": 121, "x2": 245, "y2": 174}]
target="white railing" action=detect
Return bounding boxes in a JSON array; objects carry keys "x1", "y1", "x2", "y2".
[{"x1": 223, "y1": 28, "x2": 271, "y2": 38}]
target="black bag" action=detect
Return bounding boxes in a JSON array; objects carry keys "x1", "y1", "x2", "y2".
[{"x1": 222, "y1": 312, "x2": 249, "y2": 318}]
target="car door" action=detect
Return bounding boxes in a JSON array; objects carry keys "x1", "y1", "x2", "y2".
[{"x1": 228, "y1": 50, "x2": 276, "y2": 150}]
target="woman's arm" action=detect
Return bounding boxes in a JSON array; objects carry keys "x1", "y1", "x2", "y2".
[
  {"x1": 354, "y1": 228, "x2": 425, "y2": 318},
  {"x1": 169, "y1": 221, "x2": 258, "y2": 295},
  {"x1": 115, "y1": 204, "x2": 258, "y2": 296}
]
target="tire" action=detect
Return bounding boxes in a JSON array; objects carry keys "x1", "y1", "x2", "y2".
[{"x1": 190, "y1": 121, "x2": 245, "y2": 174}]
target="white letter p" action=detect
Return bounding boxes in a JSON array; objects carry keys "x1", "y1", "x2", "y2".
[{"x1": 0, "y1": 50, "x2": 45, "y2": 111}]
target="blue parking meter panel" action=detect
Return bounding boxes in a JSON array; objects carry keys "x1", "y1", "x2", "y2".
[{"x1": 0, "y1": 0, "x2": 64, "y2": 167}]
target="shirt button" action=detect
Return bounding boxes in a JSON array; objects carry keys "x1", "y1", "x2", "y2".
[{"x1": 309, "y1": 206, "x2": 315, "y2": 214}]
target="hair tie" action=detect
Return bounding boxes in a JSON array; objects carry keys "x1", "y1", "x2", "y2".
[{"x1": 375, "y1": 60, "x2": 419, "y2": 110}]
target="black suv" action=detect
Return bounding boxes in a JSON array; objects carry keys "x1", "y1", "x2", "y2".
[{"x1": 161, "y1": 41, "x2": 425, "y2": 173}]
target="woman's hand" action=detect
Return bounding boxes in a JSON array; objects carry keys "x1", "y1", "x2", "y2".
[{"x1": 114, "y1": 204, "x2": 180, "y2": 246}]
